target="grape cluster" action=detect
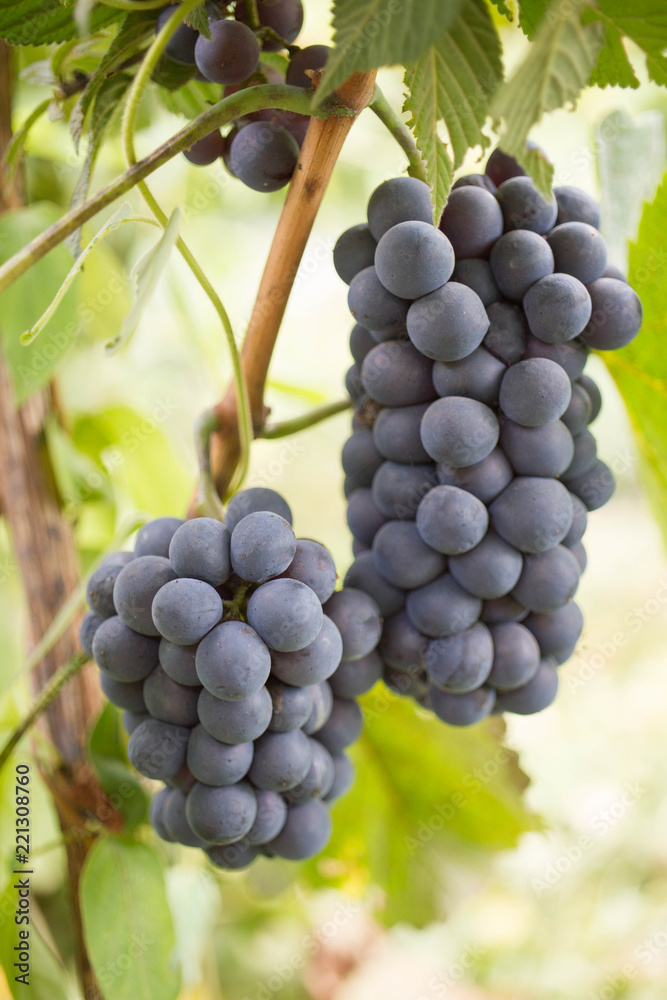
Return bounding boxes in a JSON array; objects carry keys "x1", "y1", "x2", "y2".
[
  {"x1": 152, "y1": 1, "x2": 330, "y2": 192},
  {"x1": 336, "y1": 153, "x2": 642, "y2": 727},
  {"x1": 80, "y1": 488, "x2": 382, "y2": 868}
]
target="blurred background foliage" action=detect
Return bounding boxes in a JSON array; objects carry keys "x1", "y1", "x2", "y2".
[{"x1": 2, "y1": 2, "x2": 667, "y2": 999}]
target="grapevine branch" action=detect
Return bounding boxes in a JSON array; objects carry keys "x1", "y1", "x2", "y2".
[
  {"x1": 208, "y1": 68, "x2": 378, "y2": 499},
  {"x1": 260, "y1": 399, "x2": 352, "y2": 439}
]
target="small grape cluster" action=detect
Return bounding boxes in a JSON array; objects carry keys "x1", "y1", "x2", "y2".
[
  {"x1": 80, "y1": 488, "x2": 382, "y2": 868},
  {"x1": 336, "y1": 152, "x2": 642, "y2": 727},
  {"x1": 151, "y1": 1, "x2": 329, "y2": 191}
]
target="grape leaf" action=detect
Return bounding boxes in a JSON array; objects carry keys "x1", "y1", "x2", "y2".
[
  {"x1": 518, "y1": 0, "x2": 549, "y2": 37},
  {"x1": 403, "y1": 0, "x2": 503, "y2": 222},
  {"x1": 88, "y1": 704, "x2": 149, "y2": 831},
  {"x1": 0, "y1": 0, "x2": 121, "y2": 46},
  {"x1": 488, "y1": 0, "x2": 514, "y2": 19},
  {"x1": 81, "y1": 837, "x2": 181, "y2": 1000},
  {"x1": 0, "y1": 880, "x2": 71, "y2": 1000},
  {"x1": 314, "y1": 0, "x2": 465, "y2": 105},
  {"x1": 157, "y1": 79, "x2": 222, "y2": 120},
  {"x1": 184, "y1": 3, "x2": 212, "y2": 38},
  {"x1": 305, "y1": 695, "x2": 536, "y2": 926},
  {"x1": 586, "y1": 17, "x2": 640, "y2": 89},
  {"x1": 491, "y1": 0, "x2": 604, "y2": 194},
  {"x1": 596, "y1": 0, "x2": 667, "y2": 86},
  {"x1": 603, "y1": 173, "x2": 667, "y2": 547}
]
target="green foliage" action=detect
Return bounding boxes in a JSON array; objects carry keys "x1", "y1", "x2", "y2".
[
  {"x1": 586, "y1": 16, "x2": 640, "y2": 89},
  {"x1": 158, "y1": 79, "x2": 224, "y2": 120},
  {"x1": 81, "y1": 837, "x2": 181, "y2": 1000},
  {"x1": 0, "y1": 203, "x2": 80, "y2": 402},
  {"x1": 88, "y1": 704, "x2": 150, "y2": 832},
  {"x1": 491, "y1": 0, "x2": 604, "y2": 194},
  {"x1": 595, "y1": 0, "x2": 667, "y2": 86},
  {"x1": 518, "y1": 0, "x2": 550, "y2": 38},
  {"x1": 403, "y1": 0, "x2": 503, "y2": 221},
  {"x1": 315, "y1": 0, "x2": 464, "y2": 105},
  {"x1": 0, "y1": 0, "x2": 121, "y2": 46},
  {"x1": 0, "y1": 880, "x2": 71, "y2": 999},
  {"x1": 304, "y1": 694, "x2": 535, "y2": 926}
]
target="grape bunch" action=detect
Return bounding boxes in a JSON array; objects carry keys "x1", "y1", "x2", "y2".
[
  {"x1": 150, "y1": 1, "x2": 330, "y2": 192},
  {"x1": 336, "y1": 151, "x2": 642, "y2": 727},
  {"x1": 79, "y1": 488, "x2": 382, "y2": 868}
]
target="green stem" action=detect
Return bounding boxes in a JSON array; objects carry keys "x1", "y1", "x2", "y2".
[
  {"x1": 121, "y1": 1, "x2": 252, "y2": 496},
  {"x1": 244, "y1": 0, "x2": 261, "y2": 30},
  {"x1": 370, "y1": 86, "x2": 427, "y2": 183},
  {"x1": 194, "y1": 409, "x2": 226, "y2": 520},
  {"x1": 0, "y1": 654, "x2": 89, "y2": 773},
  {"x1": 98, "y1": 0, "x2": 166, "y2": 8},
  {"x1": 0, "y1": 86, "x2": 351, "y2": 296},
  {"x1": 260, "y1": 398, "x2": 352, "y2": 439}
]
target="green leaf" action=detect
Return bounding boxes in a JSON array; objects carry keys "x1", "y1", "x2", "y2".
[
  {"x1": 596, "y1": 0, "x2": 667, "y2": 86},
  {"x1": 491, "y1": 0, "x2": 604, "y2": 194},
  {"x1": 0, "y1": 0, "x2": 121, "y2": 46},
  {"x1": 0, "y1": 203, "x2": 80, "y2": 402},
  {"x1": 603, "y1": 173, "x2": 667, "y2": 546},
  {"x1": 315, "y1": 0, "x2": 465, "y2": 106},
  {"x1": 306, "y1": 695, "x2": 535, "y2": 926},
  {"x1": 3, "y1": 99, "x2": 51, "y2": 183},
  {"x1": 518, "y1": 0, "x2": 550, "y2": 37},
  {"x1": 88, "y1": 704, "x2": 149, "y2": 831},
  {"x1": 81, "y1": 837, "x2": 181, "y2": 1000},
  {"x1": 106, "y1": 209, "x2": 181, "y2": 354},
  {"x1": 585, "y1": 16, "x2": 640, "y2": 88},
  {"x1": 157, "y1": 78, "x2": 223, "y2": 120},
  {"x1": 0, "y1": 880, "x2": 71, "y2": 1000},
  {"x1": 403, "y1": 0, "x2": 503, "y2": 222},
  {"x1": 184, "y1": 3, "x2": 212, "y2": 38}
]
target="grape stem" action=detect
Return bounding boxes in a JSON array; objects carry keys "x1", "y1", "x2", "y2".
[
  {"x1": 370, "y1": 86, "x2": 427, "y2": 183},
  {"x1": 0, "y1": 654, "x2": 89, "y2": 773},
  {"x1": 244, "y1": 0, "x2": 261, "y2": 30},
  {"x1": 0, "y1": 86, "x2": 353, "y2": 296},
  {"x1": 260, "y1": 398, "x2": 352, "y2": 439},
  {"x1": 194, "y1": 409, "x2": 226, "y2": 520}
]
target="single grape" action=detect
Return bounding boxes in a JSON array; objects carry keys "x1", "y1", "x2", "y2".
[
  {"x1": 279, "y1": 538, "x2": 337, "y2": 603},
  {"x1": 496, "y1": 176, "x2": 557, "y2": 233},
  {"x1": 499, "y1": 359, "x2": 572, "y2": 427},
  {"x1": 169, "y1": 518, "x2": 231, "y2": 587},
  {"x1": 562, "y1": 493, "x2": 588, "y2": 548},
  {"x1": 348, "y1": 266, "x2": 409, "y2": 337},
  {"x1": 426, "y1": 622, "x2": 494, "y2": 692},
  {"x1": 150, "y1": 787, "x2": 172, "y2": 842},
  {"x1": 481, "y1": 595, "x2": 528, "y2": 624},
  {"x1": 99, "y1": 673, "x2": 147, "y2": 713},
  {"x1": 366, "y1": 177, "x2": 433, "y2": 241},
  {"x1": 490, "y1": 230, "x2": 554, "y2": 301},
  {"x1": 372, "y1": 403, "x2": 431, "y2": 464},
  {"x1": 156, "y1": 6, "x2": 199, "y2": 65},
  {"x1": 184, "y1": 130, "x2": 226, "y2": 166},
  {"x1": 345, "y1": 363, "x2": 365, "y2": 403},
  {"x1": 236, "y1": 0, "x2": 303, "y2": 49},
  {"x1": 247, "y1": 578, "x2": 324, "y2": 652},
  {"x1": 143, "y1": 665, "x2": 200, "y2": 727},
  {"x1": 347, "y1": 489, "x2": 388, "y2": 548},
  {"x1": 195, "y1": 19, "x2": 260, "y2": 84},
  {"x1": 207, "y1": 840, "x2": 260, "y2": 869},
  {"x1": 449, "y1": 529, "x2": 523, "y2": 601},
  {"x1": 524, "y1": 335, "x2": 588, "y2": 380},
  {"x1": 372, "y1": 520, "x2": 447, "y2": 590},
  {"x1": 380, "y1": 610, "x2": 428, "y2": 672},
  {"x1": 267, "y1": 677, "x2": 313, "y2": 732},
  {"x1": 245, "y1": 789, "x2": 288, "y2": 844},
  {"x1": 406, "y1": 573, "x2": 482, "y2": 638},
  {"x1": 343, "y1": 551, "x2": 405, "y2": 618},
  {"x1": 415, "y1": 484, "x2": 488, "y2": 555},
  {"x1": 499, "y1": 418, "x2": 574, "y2": 478},
  {"x1": 421, "y1": 397, "x2": 499, "y2": 467},
  {"x1": 581, "y1": 277, "x2": 643, "y2": 350},
  {"x1": 451, "y1": 258, "x2": 501, "y2": 306},
  {"x1": 230, "y1": 122, "x2": 299, "y2": 192},
  {"x1": 270, "y1": 614, "x2": 342, "y2": 685},
  {"x1": 453, "y1": 173, "x2": 497, "y2": 193},
  {"x1": 436, "y1": 448, "x2": 513, "y2": 505},
  {"x1": 302, "y1": 680, "x2": 334, "y2": 735},
  {"x1": 432, "y1": 348, "x2": 505, "y2": 407},
  {"x1": 486, "y1": 622, "x2": 541, "y2": 690},
  {"x1": 163, "y1": 789, "x2": 208, "y2": 848},
  {"x1": 127, "y1": 718, "x2": 189, "y2": 779},
  {"x1": 351, "y1": 538, "x2": 369, "y2": 557},
  {"x1": 198, "y1": 686, "x2": 272, "y2": 744},
  {"x1": 602, "y1": 263, "x2": 626, "y2": 281},
  {"x1": 113, "y1": 556, "x2": 176, "y2": 637},
  {"x1": 490, "y1": 476, "x2": 574, "y2": 553},
  {"x1": 512, "y1": 545, "x2": 580, "y2": 613},
  {"x1": 554, "y1": 186, "x2": 601, "y2": 228},
  {"x1": 349, "y1": 322, "x2": 377, "y2": 365},
  {"x1": 196, "y1": 621, "x2": 271, "y2": 700},
  {"x1": 407, "y1": 282, "x2": 489, "y2": 362},
  {"x1": 485, "y1": 148, "x2": 525, "y2": 187},
  {"x1": 375, "y1": 221, "x2": 454, "y2": 299},
  {"x1": 329, "y1": 648, "x2": 383, "y2": 699},
  {"x1": 86, "y1": 551, "x2": 134, "y2": 619},
  {"x1": 285, "y1": 44, "x2": 330, "y2": 87},
  {"x1": 225, "y1": 487, "x2": 292, "y2": 533},
  {"x1": 565, "y1": 458, "x2": 615, "y2": 511},
  {"x1": 495, "y1": 659, "x2": 559, "y2": 714},
  {"x1": 523, "y1": 273, "x2": 592, "y2": 343},
  {"x1": 484, "y1": 302, "x2": 528, "y2": 364},
  {"x1": 314, "y1": 698, "x2": 363, "y2": 753},
  {"x1": 230, "y1": 511, "x2": 297, "y2": 583},
  {"x1": 287, "y1": 740, "x2": 335, "y2": 804},
  {"x1": 187, "y1": 725, "x2": 253, "y2": 786},
  {"x1": 440, "y1": 186, "x2": 504, "y2": 258},
  {"x1": 524, "y1": 603, "x2": 583, "y2": 663},
  {"x1": 186, "y1": 780, "x2": 257, "y2": 844},
  {"x1": 361, "y1": 340, "x2": 435, "y2": 406},
  {"x1": 159, "y1": 639, "x2": 199, "y2": 686},
  {"x1": 569, "y1": 543, "x2": 587, "y2": 572},
  {"x1": 92, "y1": 615, "x2": 159, "y2": 683},
  {"x1": 322, "y1": 588, "x2": 382, "y2": 661},
  {"x1": 372, "y1": 461, "x2": 436, "y2": 520},
  {"x1": 334, "y1": 225, "x2": 377, "y2": 285},
  {"x1": 563, "y1": 428, "x2": 597, "y2": 480},
  {"x1": 135, "y1": 518, "x2": 184, "y2": 558},
  {"x1": 248, "y1": 729, "x2": 312, "y2": 791},
  {"x1": 122, "y1": 710, "x2": 150, "y2": 736},
  {"x1": 429, "y1": 685, "x2": 496, "y2": 726},
  {"x1": 265, "y1": 799, "x2": 332, "y2": 860},
  {"x1": 152, "y1": 578, "x2": 222, "y2": 646},
  {"x1": 547, "y1": 221, "x2": 607, "y2": 284},
  {"x1": 79, "y1": 611, "x2": 103, "y2": 659},
  {"x1": 342, "y1": 430, "x2": 384, "y2": 490},
  {"x1": 561, "y1": 383, "x2": 593, "y2": 436},
  {"x1": 577, "y1": 375, "x2": 602, "y2": 423}
]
